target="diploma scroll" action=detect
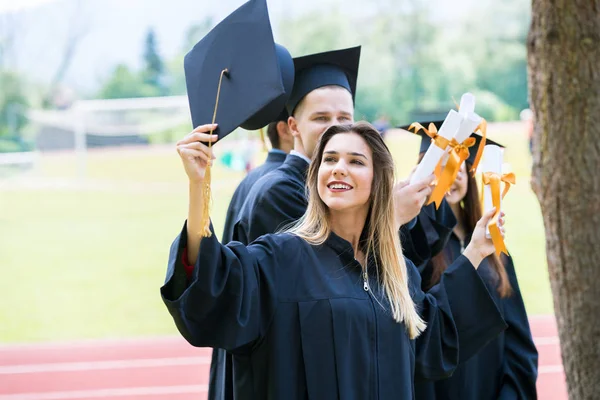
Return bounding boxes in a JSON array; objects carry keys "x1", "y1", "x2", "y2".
[
  {"x1": 480, "y1": 145, "x2": 515, "y2": 255},
  {"x1": 481, "y1": 145, "x2": 504, "y2": 238},
  {"x1": 410, "y1": 110, "x2": 462, "y2": 185}
]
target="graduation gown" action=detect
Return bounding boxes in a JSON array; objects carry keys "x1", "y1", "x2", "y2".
[
  {"x1": 209, "y1": 150, "x2": 287, "y2": 400},
  {"x1": 221, "y1": 150, "x2": 287, "y2": 243},
  {"x1": 415, "y1": 233, "x2": 538, "y2": 400},
  {"x1": 400, "y1": 201, "x2": 457, "y2": 270},
  {"x1": 232, "y1": 154, "x2": 309, "y2": 244},
  {"x1": 161, "y1": 223, "x2": 507, "y2": 400}
]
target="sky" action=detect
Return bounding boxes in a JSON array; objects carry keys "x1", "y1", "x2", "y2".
[
  {"x1": 0, "y1": 0, "x2": 55, "y2": 13},
  {"x1": 0, "y1": 0, "x2": 479, "y2": 94}
]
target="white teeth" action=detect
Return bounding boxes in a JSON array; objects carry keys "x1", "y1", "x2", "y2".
[{"x1": 329, "y1": 183, "x2": 351, "y2": 190}]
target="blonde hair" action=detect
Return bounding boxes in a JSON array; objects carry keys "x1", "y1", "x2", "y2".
[{"x1": 286, "y1": 122, "x2": 426, "y2": 338}]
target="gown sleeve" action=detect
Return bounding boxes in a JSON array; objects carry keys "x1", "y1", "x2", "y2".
[
  {"x1": 497, "y1": 255, "x2": 539, "y2": 399},
  {"x1": 234, "y1": 180, "x2": 306, "y2": 244},
  {"x1": 160, "y1": 221, "x2": 282, "y2": 352},
  {"x1": 401, "y1": 200, "x2": 457, "y2": 270},
  {"x1": 410, "y1": 255, "x2": 508, "y2": 382}
]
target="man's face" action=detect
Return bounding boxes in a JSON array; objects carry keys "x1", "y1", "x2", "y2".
[{"x1": 289, "y1": 86, "x2": 354, "y2": 159}]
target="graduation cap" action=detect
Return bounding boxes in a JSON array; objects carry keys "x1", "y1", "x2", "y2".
[
  {"x1": 286, "y1": 46, "x2": 361, "y2": 115},
  {"x1": 183, "y1": 0, "x2": 294, "y2": 237},
  {"x1": 184, "y1": 0, "x2": 295, "y2": 139}
]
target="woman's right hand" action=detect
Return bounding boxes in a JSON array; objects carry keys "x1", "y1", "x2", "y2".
[
  {"x1": 463, "y1": 208, "x2": 505, "y2": 268},
  {"x1": 176, "y1": 124, "x2": 219, "y2": 183}
]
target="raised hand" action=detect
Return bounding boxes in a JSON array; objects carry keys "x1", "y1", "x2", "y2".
[
  {"x1": 393, "y1": 174, "x2": 435, "y2": 227},
  {"x1": 463, "y1": 208, "x2": 506, "y2": 268},
  {"x1": 176, "y1": 124, "x2": 219, "y2": 183}
]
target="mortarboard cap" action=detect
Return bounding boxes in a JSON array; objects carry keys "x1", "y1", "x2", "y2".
[
  {"x1": 286, "y1": 46, "x2": 361, "y2": 115},
  {"x1": 275, "y1": 108, "x2": 289, "y2": 122},
  {"x1": 184, "y1": 0, "x2": 295, "y2": 141},
  {"x1": 400, "y1": 120, "x2": 504, "y2": 165},
  {"x1": 183, "y1": 0, "x2": 295, "y2": 238}
]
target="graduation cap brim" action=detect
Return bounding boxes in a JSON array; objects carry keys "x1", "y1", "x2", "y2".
[
  {"x1": 400, "y1": 120, "x2": 504, "y2": 165},
  {"x1": 184, "y1": 0, "x2": 294, "y2": 141},
  {"x1": 286, "y1": 46, "x2": 361, "y2": 115}
]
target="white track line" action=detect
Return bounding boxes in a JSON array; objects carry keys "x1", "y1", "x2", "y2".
[
  {"x1": 539, "y1": 365, "x2": 564, "y2": 374},
  {"x1": 0, "y1": 357, "x2": 210, "y2": 374},
  {"x1": 0, "y1": 336, "x2": 560, "y2": 375},
  {"x1": 0, "y1": 385, "x2": 208, "y2": 400},
  {"x1": 534, "y1": 336, "x2": 560, "y2": 346},
  {"x1": 0, "y1": 336, "x2": 188, "y2": 351}
]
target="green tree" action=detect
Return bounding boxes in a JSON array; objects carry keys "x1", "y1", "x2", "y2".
[
  {"x1": 98, "y1": 64, "x2": 160, "y2": 99},
  {"x1": 142, "y1": 28, "x2": 165, "y2": 94},
  {"x1": 0, "y1": 71, "x2": 28, "y2": 138},
  {"x1": 452, "y1": 0, "x2": 530, "y2": 118}
]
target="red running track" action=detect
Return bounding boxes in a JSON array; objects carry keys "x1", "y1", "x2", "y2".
[{"x1": 0, "y1": 315, "x2": 565, "y2": 400}]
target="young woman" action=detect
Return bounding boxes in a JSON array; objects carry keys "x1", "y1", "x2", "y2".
[
  {"x1": 414, "y1": 142, "x2": 539, "y2": 400},
  {"x1": 162, "y1": 122, "x2": 507, "y2": 399}
]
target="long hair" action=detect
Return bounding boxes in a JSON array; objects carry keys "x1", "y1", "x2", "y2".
[
  {"x1": 286, "y1": 122, "x2": 426, "y2": 338},
  {"x1": 419, "y1": 153, "x2": 512, "y2": 298}
]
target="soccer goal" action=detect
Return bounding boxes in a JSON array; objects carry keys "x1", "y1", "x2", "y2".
[{"x1": 28, "y1": 96, "x2": 192, "y2": 178}]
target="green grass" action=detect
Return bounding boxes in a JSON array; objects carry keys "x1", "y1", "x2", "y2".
[{"x1": 0, "y1": 129, "x2": 552, "y2": 343}]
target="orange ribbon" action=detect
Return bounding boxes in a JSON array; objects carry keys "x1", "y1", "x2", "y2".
[
  {"x1": 470, "y1": 119, "x2": 487, "y2": 175},
  {"x1": 482, "y1": 172, "x2": 516, "y2": 255},
  {"x1": 427, "y1": 137, "x2": 476, "y2": 208},
  {"x1": 408, "y1": 122, "x2": 451, "y2": 152}
]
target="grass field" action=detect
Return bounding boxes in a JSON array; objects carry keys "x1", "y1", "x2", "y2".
[{"x1": 0, "y1": 124, "x2": 552, "y2": 343}]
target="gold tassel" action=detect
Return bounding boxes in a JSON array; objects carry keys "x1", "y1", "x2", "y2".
[
  {"x1": 198, "y1": 68, "x2": 229, "y2": 238},
  {"x1": 200, "y1": 163, "x2": 213, "y2": 237}
]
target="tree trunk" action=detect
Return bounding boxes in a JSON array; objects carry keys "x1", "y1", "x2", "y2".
[{"x1": 527, "y1": 1, "x2": 600, "y2": 399}]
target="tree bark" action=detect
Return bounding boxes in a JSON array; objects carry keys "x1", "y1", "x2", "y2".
[{"x1": 527, "y1": 1, "x2": 600, "y2": 399}]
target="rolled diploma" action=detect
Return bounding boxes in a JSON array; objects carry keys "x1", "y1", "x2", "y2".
[
  {"x1": 454, "y1": 111, "x2": 482, "y2": 144},
  {"x1": 481, "y1": 145, "x2": 504, "y2": 238},
  {"x1": 459, "y1": 92, "x2": 475, "y2": 114},
  {"x1": 410, "y1": 110, "x2": 462, "y2": 184}
]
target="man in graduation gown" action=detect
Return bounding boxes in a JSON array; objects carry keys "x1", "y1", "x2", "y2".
[
  {"x1": 232, "y1": 46, "x2": 361, "y2": 245},
  {"x1": 221, "y1": 111, "x2": 293, "y2": 244}
]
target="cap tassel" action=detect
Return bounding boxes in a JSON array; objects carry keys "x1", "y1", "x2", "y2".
[{"x1": 199, "y1": 68, "x2": 229, "y2": 238}]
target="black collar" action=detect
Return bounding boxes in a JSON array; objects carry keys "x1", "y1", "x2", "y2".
[
  {"x1": 265, "y1": 150, "x2": 287, "y2": 164},
  {"x1": 282, "y1": 154, "x2": 309, "y2": 180}
]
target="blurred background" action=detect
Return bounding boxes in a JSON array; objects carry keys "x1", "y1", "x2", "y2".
[{"x1": 0, "y1": 0, "x2": 554, "y2": 398}]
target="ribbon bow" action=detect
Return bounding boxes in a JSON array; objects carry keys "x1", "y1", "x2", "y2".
[
  {"x1": 408, "y1": 122, "x2": 451, "y2": 152},
  {"x1": 426, "y1": 137, "x2": 477, "y2": 208},
  {"x1": 482, "y1": 172, "x2": 516, "y2": 255},
  {"x1": 452, "y1": 100, "x2": 488, "y2": 176}
]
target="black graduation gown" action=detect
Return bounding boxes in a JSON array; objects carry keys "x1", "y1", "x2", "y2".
[
  {"x1": 161, "y1": 224, "x2": 507, "y2": 400},
  {"x1": 209, "y1": 150, "x2": 287, "y2": 400},
  {"x1": 415, "y1": 233, "x2": 539, "y2": 400},
  {"x1": 400, "y1": 201, "x2": 457, "y2": 270},
  {"x1": 232, "y1": 154, "x2": 309, "y2": 244},
  {"x1": 221, "y1": 150, "x2": 287, "y2": 243},
  {"x1": 210, "y1": 154, "x2": 308, "y2": 400}
]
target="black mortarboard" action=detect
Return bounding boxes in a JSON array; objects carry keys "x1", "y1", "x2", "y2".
[
  {"x1": 275, "y1": 108, "x2": 289, "y2": 122},
  {"x1": 286, "y1": 46, "x2": 361, "y2": 115},
  {"x1": 184, "y1": 0, "x2": 295, "y2": 140},
  {"x1": 399, "y1": 120, "x2": 504, "y2": 165}
]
